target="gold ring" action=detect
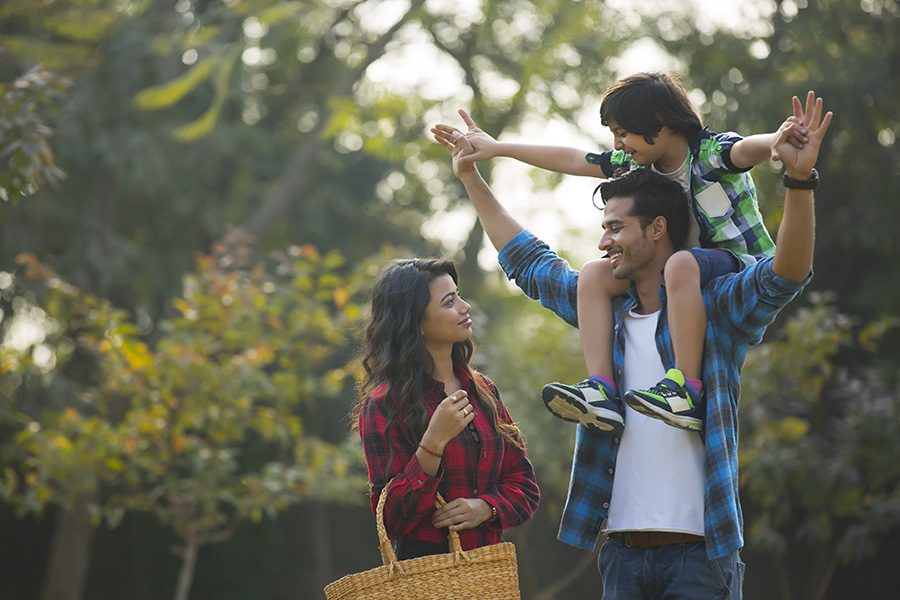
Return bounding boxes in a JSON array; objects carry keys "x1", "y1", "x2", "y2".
[{"x1": 463, "y1": 408, "x2": 470, "y2": 417}]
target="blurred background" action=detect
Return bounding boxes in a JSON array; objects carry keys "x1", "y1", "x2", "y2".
[{"x1": 1, "y1": 0, "x2": 898, "y2": 598}]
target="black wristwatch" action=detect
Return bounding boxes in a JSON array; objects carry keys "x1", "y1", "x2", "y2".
[{"x1": 783, "y1": 168, "x2": 818, "y2": 190}]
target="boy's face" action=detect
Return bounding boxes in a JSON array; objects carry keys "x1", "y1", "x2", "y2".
[{"x1": 607, "y1": 120, "x2": 666, "y2": 166}]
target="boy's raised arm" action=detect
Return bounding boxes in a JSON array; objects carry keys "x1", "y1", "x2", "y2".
[
  {"x1": 432, "y1": 109, "x2": 602, "y2": 177},
  {"x1": 434, "y1": 125, "x2": 523, "y2": 251}
]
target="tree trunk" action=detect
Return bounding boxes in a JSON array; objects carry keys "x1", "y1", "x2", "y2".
[
  {"x1": 241, "y1": 0, "x2": 427, "y2": 240},
  {"x1": 172, "y1": 537, "x2": 199, "y2": 600},
  {"x1": 311, "y1": 501, "x2": 333, "y2": 594},
  {"x1": 773, "y1": 556, "x2": 794, "y2": 600},
  {"x1": 812, "y1": 552, "x2": 838, "y2": 600},
  {"x1": 40, "y1": 501, "x2": 96, "y2": 600}
]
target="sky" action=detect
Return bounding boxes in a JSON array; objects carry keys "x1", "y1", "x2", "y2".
[{"x1": 363, "y1": 0, "x2": 776, "y2": 269}]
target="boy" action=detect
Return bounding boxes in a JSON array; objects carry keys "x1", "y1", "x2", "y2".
[{"x1": 432, "y1": 72, "x2": 808, "y2": 433}]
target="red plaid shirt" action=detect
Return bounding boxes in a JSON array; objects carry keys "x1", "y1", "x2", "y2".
[{"x1": 359, "y1": 367, "x2": 539, "y2": 550}]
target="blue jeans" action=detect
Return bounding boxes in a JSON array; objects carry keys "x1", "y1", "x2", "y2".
[
  {"x1": 598, "y1": 536, "x2": 745, "y2": 599},
  {"x1": 686, "y1": 248, "x2": 742, "y2": 286}
]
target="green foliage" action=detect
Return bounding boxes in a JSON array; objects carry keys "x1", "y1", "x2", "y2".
[
  {"x1": 740, "y1": 293, "x2": 900, "y2": 593},
  {"x1": 0, "y1": 0, "x2": 134, "y2": 69},
  {"x1": 0, "y1": 65, "x2": 70, "y2": 202},
  {"x1": 0, "y1": 236, "x2": 370, "y2": 544}
]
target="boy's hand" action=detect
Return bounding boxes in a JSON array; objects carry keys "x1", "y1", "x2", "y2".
[
  {"x1": 777, "y1": 115, "x2": 810, "y2": 150},
  {"x1": 772, "y1": 90, "x2": 833, "y2": 179},
  {"x1": 433, "y1": 122, "x2": 480, "y2": 178},
  {"x1": 431, "y1": 109, "x2": 499, "y2": 163}
]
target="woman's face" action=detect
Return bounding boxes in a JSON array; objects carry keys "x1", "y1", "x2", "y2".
[{"x1": 420, "y1": 273, "x2": 472, "y2": 350}]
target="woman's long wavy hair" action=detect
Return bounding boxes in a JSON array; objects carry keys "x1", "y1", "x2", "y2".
[{"x1": 352, "y1": 258, "x2": 523, "y2": 463}]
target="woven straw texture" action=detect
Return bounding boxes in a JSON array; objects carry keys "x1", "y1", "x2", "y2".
[{"x1": 324, "y1": 481, "x2": 521, "y2": 600}]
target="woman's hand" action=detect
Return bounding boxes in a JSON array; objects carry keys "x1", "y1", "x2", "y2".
[
  {"x1": 432, "y1": 497, "x2": 494, "y2": 531},
  {"x1": 420, "y1": 390, "x2": 475, "y2": 452}
]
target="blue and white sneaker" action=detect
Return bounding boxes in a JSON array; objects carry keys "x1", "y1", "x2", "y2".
[
  {"x1": 541, "y1": 378, "x2": 624, "y2": 434},
  {"x1": 624, "y1": 368, "x2": 704, "y2": 432}
]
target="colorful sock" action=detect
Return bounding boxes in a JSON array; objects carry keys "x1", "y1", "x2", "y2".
[
  {"x1": 683, "y1": 376, "x2": 703, "y2": 399},
  {"x1": 588, "y1": 374, "x2": 617, "y2": 396}
]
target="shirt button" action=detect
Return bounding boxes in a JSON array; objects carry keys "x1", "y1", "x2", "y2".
[
  {"x1": 613, "y1": 437, "x2": 620, "y2": 445},
  {"x1": 473, "y1": 488, "x2": 478, "y2": 495},
  {"x1": 602, "y1": 502, "x2": 609, "y2": 509},
  {"x1": 417, "y1": 479, "x2": 423, "y2": 485},
  {"x1": 607, "y1": 468, "x2": 614, "y2": 475},
  {"x1": 482, "y1": 452, "x2": 487, "y2": 458}
]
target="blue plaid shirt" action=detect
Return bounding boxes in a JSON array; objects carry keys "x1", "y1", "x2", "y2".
[{"x1": 498, "y1": 230, "x2": 811, "y2": 560}]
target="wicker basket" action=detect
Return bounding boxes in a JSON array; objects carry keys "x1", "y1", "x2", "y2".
[{"x1": 324, "y1": 482, "x2": 521, "y2": 600}]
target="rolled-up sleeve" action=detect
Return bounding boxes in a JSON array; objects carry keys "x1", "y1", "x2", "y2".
[
  {"x1": 708, "y1": 257, "x2": 812, "y2": 343},
  {"x1": 498, "y1": 230, "x2": 580, "y2": 328},
  {"x1": 701, "y1": 131, "x2": 752, "y2": 175}
]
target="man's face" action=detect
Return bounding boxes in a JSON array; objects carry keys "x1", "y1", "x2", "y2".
[
  {"x1": 598, "y1": 195, "x2": 657, "y2": 280},
  {"x1": 607, "y1": 119, "x2": 665, "y2": 166}
]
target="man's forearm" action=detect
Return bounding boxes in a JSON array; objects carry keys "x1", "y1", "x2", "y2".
[
  {"x1": 458, "y1": 170, "x2": 523, "y2": 251},
  {"x1": 495, "y1": 143, "x2": 599, "y2": 177},
  {"x1": 772, "y1": 187, "x2": 815, "y2": 281},
  {"x1": 730, "y1": 133, "x2": 778, "y2": 169}
]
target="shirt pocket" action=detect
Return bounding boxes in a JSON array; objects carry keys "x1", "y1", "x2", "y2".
[{"x1": 694, "y1": 182, "x2": 732, "y2": 219}]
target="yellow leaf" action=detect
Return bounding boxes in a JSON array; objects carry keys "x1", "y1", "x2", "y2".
[
  {"x1": 62, "y1": 408, "x2": 81, "y2": 422},
  {"x1": 333, "y1": 286, "x2": 348, "y2": 308},
  {"x1": 134, "y1": 57, "x2": 219, "y2": 110},
  {"x1": 52, "y1": 435, "x2": 72, "y2": 451}
]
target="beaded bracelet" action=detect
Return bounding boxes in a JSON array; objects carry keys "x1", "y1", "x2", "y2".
[{"x1": 418, "y1": 442, "x2": 443, "y2": 459}]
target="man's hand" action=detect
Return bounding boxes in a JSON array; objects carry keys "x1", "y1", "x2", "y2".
[
  {"x1": 773, "y1": 91, "x2": 833, "y2": 179},
  {"x1": 432, "y1": 109, "x2": 499, "y2": 164}
]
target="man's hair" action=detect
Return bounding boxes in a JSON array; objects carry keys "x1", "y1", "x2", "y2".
[
  {"x1": 600, "y1": 72, "x2": 703, "y2": 144},
  {"x1": 597, "y1": 168, "x2": 690, "y2": 250}
]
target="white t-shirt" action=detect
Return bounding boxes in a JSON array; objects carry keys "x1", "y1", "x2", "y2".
[
  {"x1": 653, "y1": 153, "x2": 701, "y2": 249},
  {"x1": 605, "y1": 308, "x2": 705, "y2": 536}
]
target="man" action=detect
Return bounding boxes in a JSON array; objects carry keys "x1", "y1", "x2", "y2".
[{"x1": 434, "y1": 92, "x2": 832, "y2": 598}]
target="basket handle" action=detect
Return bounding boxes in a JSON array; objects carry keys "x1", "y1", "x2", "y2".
[{"x1": 375, "y1": 480, "x2": 464, "y2": 567}]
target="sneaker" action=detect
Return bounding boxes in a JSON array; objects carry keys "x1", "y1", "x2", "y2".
[
  {"x1": 541, "y1": 378, "x2": 624, "y2": 434},
  {"x1": 623, "y1": 368, "x2": 704, "y2": 432}
]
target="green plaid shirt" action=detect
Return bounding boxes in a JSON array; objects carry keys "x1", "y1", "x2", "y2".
[{"x1": 587, "y1": 128, "x2": 775, "y2": 266}]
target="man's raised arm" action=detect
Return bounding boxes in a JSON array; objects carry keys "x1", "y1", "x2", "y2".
[{"x1": 771, "y1": 91, "x2": 833, "y2": 282}]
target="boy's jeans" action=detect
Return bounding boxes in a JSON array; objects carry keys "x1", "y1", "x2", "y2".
[{"x1": 598, "y1": 535, "x2": 745, "y2": 599}]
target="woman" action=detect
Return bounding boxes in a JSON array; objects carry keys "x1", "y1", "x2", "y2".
[{"x1": 353, "y1": 258, "x2": 539, "y2": 560}]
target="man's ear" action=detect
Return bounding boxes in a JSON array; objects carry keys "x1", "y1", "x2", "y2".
[{"x1": 648, "y1": 215, "x2": 668, "y2": 241}]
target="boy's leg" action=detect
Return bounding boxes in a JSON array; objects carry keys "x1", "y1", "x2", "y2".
[
  {"x1": 667, "y1": 250, "x2": 704, "y2": 381},
  {"x1": 541, "y1": 259, "x2": 629, "y2": 434},
  {"x1": 625, "y1": 249, "x2": 739, "y2": 431},
  {"x1": 578, "y1": 258, "x2": 622, "y2": 379}
]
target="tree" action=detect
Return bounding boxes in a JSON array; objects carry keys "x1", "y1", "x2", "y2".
[
  {"x1": 1, "y1": 234, "x2": 371, "y2": 599},
  {"x1": 739, "y1": 294, "x2": 900, "y2": 600}
]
